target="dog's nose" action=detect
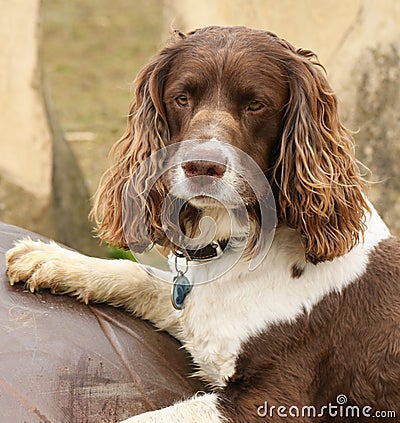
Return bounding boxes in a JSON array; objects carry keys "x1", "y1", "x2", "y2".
[{"x1": 182, "y1": 160, "x2": 226, "y2": 178}]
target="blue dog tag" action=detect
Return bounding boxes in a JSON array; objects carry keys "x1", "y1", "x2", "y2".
[{"x1": 171, "y1": 272, "x2": 192, "y2": 310}]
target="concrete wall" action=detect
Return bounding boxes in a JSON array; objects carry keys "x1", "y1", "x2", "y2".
[
  {"x1": 0, "y1": 1, "x2": 52, "y2": 199},
  {"x1": 164, "y1": 0, "x2": 400, "y2": 235},
  {"x1": 0, "y1": 0, "x2": 102, "y2": 255}
]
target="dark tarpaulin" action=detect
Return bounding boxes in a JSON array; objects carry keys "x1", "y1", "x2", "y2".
[{"x1": 0, "y1": 222, "x2": 203, "y2": 422}]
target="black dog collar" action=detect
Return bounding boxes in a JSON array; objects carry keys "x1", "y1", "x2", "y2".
[
  {"x1": 171, "y1": 239, "x2": 228, "y2": 310},
  {"x1": 175, "y1": 239, "x2": 228, "y2": 262}
]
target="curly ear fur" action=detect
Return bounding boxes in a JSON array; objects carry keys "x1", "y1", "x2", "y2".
[
  {"x1": 273, "y1": 44, "x2": 369, "y2": 263},
  {"x1": 90, "y1": 43, "x2": 183, "y2": 251}
]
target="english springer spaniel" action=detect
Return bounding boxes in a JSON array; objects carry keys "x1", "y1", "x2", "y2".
[{"x1": 6, "y1": 26, "x2": 400, "y2": 422}]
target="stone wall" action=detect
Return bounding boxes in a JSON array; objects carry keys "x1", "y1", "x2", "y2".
[{"x1": 164, "y1": 0, "x2": 400, "y2": 234}]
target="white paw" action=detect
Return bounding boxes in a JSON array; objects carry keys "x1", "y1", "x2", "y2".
[
  {"x1": 120, "y1": 410, "x2": 169, "y2": 423},
  {"x1": 6, "y1": 239, "x2": 84, "y2": 297},
  {"x1": 120, "y1": 394, "x2": 224, "y2": 423}
]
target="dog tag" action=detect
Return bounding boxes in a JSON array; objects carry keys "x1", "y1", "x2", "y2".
[{"x1": 171, "y1": 271, "x2": 192, "y2": 310}]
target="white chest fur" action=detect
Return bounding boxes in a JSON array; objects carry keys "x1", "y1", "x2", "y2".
[{"x1": 176, "y1": 208, "x2": 390, "y2": 387}]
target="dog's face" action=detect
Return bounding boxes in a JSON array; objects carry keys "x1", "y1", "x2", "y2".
[
  {"x1": 92, "y1": 26, "x2": 369, "y2": 263},
  {"x1": 162, "y1": 29, "x2": 289, "y2": 208}
]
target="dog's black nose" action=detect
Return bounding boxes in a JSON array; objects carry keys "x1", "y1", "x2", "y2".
[{"x1": 182, "y1": 160, "x2": 226, "y2": 178}]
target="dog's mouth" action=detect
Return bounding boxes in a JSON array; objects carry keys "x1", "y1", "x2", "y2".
[
  {"x1": 163, "y1": 169, "x2": 257, "y2": 209},
  {"x1": 187, "y1": 194, "x2": 224, "y2": 209}
]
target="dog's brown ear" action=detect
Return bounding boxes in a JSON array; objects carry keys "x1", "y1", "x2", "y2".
[
  {"x1": 274, "y1": 46, "x2": 369, "y2": 264},
  {"x1": 90, "y1": 49, "x2": 175, "y2": 251}
]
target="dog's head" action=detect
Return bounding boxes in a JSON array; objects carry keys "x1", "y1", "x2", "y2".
[{"x1": 92, "y1": 26, "x2": 368, "y2": 264}]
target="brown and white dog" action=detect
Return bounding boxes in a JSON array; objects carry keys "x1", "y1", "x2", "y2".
[{"x1": 6, "y1": 27, "x2": 400, "y2": 422}]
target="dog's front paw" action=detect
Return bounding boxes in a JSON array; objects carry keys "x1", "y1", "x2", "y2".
[
  {"x1": 121, "y1": 414, "x2": 156, "y2": 423},
  {"x1": 6, "y1": 239, "x2": 73, "y2": 294},
  {"x1": 120, "y1": 394, "x2": 223, "y2": 423},
  {"x1": 121, "y1": 410, "x2": 168, "y2": 423}
]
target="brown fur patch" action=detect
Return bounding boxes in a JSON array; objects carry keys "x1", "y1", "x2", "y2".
[
  {"x1": 291, "y1": 263, "x2": 305, "y2": 279},
  {"x1": 218, "y1": 237, "x2": 400, "y2": 422}
]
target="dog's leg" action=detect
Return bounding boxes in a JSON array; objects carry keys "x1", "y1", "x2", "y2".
[
  {"x1": 121, "y1": 393, "x2": 225, "y2": 423},
  {"x1": 6, "y1": 239, "x2": 181, "y2": 337}
]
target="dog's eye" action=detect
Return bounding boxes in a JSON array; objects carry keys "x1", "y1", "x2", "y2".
[
  {"x1": 247, "y1": 100, "x2": 264, "y2": 112},
  {"x1": 175, "y1": 95, "x2": 189, "y2": 107}
]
